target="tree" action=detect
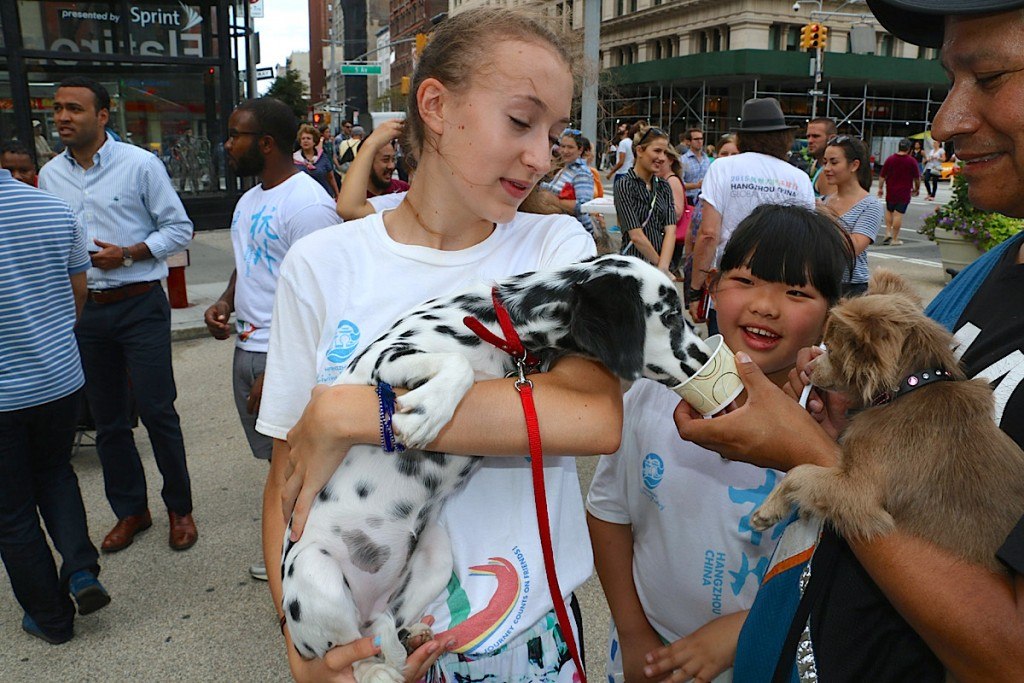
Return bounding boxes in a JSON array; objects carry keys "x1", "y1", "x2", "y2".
[{"x1": 266, "y1": 68, "x2": 309, "y2": 120}]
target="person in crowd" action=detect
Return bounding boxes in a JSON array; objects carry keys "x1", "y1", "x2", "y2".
[
  {"x1": 820, "y1": 135, "x2": 883, "y2": 297},
  {"x1": 910, "y1": 138, "x2": 926, "y2": 172},
  {"x1": 717, "y1": 135, "x2": 739, "y2": 158},
  {"x1": 203, "y1": 97, "x2": 340, "y2": 582},
  {"x1": 0, "y1": 139, "x2": 38, "y2": 186},
  {"x1": 33, "y1": 119, "x2": 56, "y2": 164},
  {"x1": 293, "y1": 124, "x2": 338, "y2": 199},
  {"x1": 605, "y1": 121, "x2": 637, "y2": 182},
  {"x1": 39, "y1": 77, "x2": 197, "y2": 554},
  {"x1": 255, "y1": 9, "x2": 620, "y2": 681},
  {"x1": 922, "y1": 137, "x2": 946, "y2": 201},
  {"x1": 806, "y1": 117, "x2": 837, "y2": 197},
  {"x1": 676, "y1": 1, "x2": 1024, "y2": 679},
  {"x1": 334, "y1": 120, "x2": 353, "y2": 148},
  {"x1": 365, "y1": 139, "x2": 410, "y2": 199},
  {"x1": 680, "y1": 128, "x2": 710, "y2": 207},
  {"x1": 0, "y1": 162, "x2": 111, "y2": 645},
  {"x1": 335, "y1": 118, "x2": 410, "y2": 220},
  {"x1": 540, "y1": 128, "x2": 596, "y2": 233},
  {"x1": 613, "y1": 127, "x2": 677, "y2": 276},
  {"x1": 705, "y1": 143, "x2": 717, "y2": 159},
  {"x1": 334, "y1": 125, "x2": 365, "y2": 183},
  {"x1": 688, "y1": 98, "x2": 815, "y2": 334},
  {"x1": 660, "y1": 145, "x2": 686, "y2": 222},
  {"x1": 580, "y1": 136, "x2": 604, "y2": 197},
  {"x1": 877, "y1": 138, "x2": 921, "y2": 245},
  {"x1": 605, "y1": 122, "x2": 626, "y2": 170},
  {"x1": 591, "y1": 205, "x2": 854, "y2": 683}
]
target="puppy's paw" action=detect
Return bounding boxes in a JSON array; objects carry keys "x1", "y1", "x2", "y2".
[
  {"x1": 354, "y1": 661, "x2": 405, "y2": 683},
  {"x1": 402, "y1": 621, "x2": 434, "y2": 654},
  {"x1": 751, "y1": 493, "x2": 790, "y2": 531},
  {"x1": 393, "y1": 390, "x2": 455, "y2": 448}
]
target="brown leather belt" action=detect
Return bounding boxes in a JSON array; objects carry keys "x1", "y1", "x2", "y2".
[{"x1": 87, "y1": 281, "x2": 160, "y2": 305}]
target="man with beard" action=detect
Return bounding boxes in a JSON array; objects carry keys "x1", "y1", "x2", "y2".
[
  {"x1": 203, "y1": 98, "x2": 339, "y2": 581},
  {"x1": 805, "y1": 116, "x2": 837, "y2": 197},
  {"x1": 366, "y1": 139, "x2": 410, "y2": 199}
]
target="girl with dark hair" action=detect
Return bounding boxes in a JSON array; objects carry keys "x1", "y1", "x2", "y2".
[
  {"x1": 590, "y1": 204, "x2": 854, "y2": 683},
  {"x1": 258, "y1": 8, "x2": 618, "y2": 682},
  {"x1": 821, "y1": 136, "x2": 883, "y2": 296}
]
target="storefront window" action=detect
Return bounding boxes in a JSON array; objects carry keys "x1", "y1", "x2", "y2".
[
  {"x1": 25, "y1": 62, "x2": 225, "y2": 194},
  {"x1": 18, "y1": 1, "x2": 218, "y2": 60}
]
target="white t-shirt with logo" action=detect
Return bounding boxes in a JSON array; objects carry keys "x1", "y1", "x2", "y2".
[
  {"x1": 230, "y1": 171, "x2": 340, "y2": 353},
  {"x1": 587, "y1": 379, "x2": 785, "y2": 679},
  {"x1": 699, "y1": 152, "x2": 815, "y2": 267},
  {"x1": 256, "y1": 210, "x2": 597, "y2": 654}
]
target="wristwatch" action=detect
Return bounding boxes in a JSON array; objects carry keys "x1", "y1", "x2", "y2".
[{"x1": 121, "y1": 247, "x2": 134, "y2": 268}]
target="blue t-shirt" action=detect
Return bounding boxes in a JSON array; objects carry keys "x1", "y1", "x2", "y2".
[{"x1": 0, "y1": 169, "x2": 91, "y2": 411}]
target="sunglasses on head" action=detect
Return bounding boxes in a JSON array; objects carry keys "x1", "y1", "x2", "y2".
[
  {"x1": 827, "y1": 134, "x2": 859, "y2": 145},
  {"x1": 562, "y1": 128, "x2": 582, "y2": 137},
  {"x1": 637, "y1": 127, "x2": 667, "y2": 146}
]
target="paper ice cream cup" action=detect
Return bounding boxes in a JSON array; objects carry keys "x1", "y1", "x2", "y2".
[{"x1": 671, "y1": 334, "x2": 744, "y2": 416}]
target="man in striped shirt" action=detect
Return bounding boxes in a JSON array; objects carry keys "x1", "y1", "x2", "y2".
[
  {"x1": 39, "y1": 77, "x2": 198, "y2": 554},
  {"x1": 0, "y1": 167, "x2": 111, "y2": 644}
]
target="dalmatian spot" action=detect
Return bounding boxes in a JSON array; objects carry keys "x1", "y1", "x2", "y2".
[
  {"x1": 367, "y1": 516, "x2": 384, "y2": 528},
  {"x1": 394, "y1": 452, "x2": 422, "y2": 478},
  {"x1": 422, "y1": 473, "x2": 441, "y2": 494},
  {"x1": 422, "y1": 450, "x2": 448, "y2": 466},
  {"x1": 318, "y1": 486, "x2": 334, "y2": 503},
  {"x1": 341, "y1": 529, "x2": 392, "y2": 574},
  {"x1": 355, "y1": 481, "x2": 375, "y2": 499},
  {"x1": 390, "y1": 500, "x2": 414, "y2": 519},
  {"x1": 289, "y1": 600, "x2": 302, "y2": 622},
  {"x1": 319, "y1": 548, "x2": 331, "y2": 557}
]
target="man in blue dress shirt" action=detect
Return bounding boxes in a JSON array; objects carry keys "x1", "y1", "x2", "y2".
[{"x1": 39, "y1": 77, "x2": 197, "y2": 554}]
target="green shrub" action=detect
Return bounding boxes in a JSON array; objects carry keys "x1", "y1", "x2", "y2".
[{"x1": 920, "y1": 169, "x2": 1024, "y2": 251}]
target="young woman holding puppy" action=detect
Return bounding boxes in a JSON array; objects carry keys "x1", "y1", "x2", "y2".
[
  {"x1": 256, "y1": 9, "x2": 620, "y2": 683},
  {"x1": 587, "y1": 204, "x2": 854, "y2": 683},
  {"x1": 820, "y1": 135, "x2": 883, "y2": 297}
]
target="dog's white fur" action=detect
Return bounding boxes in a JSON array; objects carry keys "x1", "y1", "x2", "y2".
[
  {"x1": 281, "y1": 255, "x2": 712, "y2": 682},
  {"x1": 750, "y1": 270, "x2": 1024, "y2": 576}
]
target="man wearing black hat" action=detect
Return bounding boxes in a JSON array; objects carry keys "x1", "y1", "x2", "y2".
[
  {"x1": 666, "y1": 3, "x2": 1024, "y2": 682},
  {"x1": 687, "y1": 97, "x2": 815, "y2": 329}
]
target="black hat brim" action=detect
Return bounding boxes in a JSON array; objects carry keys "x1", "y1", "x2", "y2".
[{"x1": 866, "y1": 0, "x2": 1024, "y2": 49}]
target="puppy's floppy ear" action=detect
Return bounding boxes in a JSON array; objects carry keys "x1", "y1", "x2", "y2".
[
  {"x1": 828, "y1": 302, "x2": 906, "y2": 402},
  {"x1": 569, "y1": 272, "x2": 645, "y2": 380},
  {"x1": 867, "y1": 269, "x2": 922, "y2": 307}
]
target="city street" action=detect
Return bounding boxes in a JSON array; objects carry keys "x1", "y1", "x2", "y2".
[{"x1": 0, "y1": 185, "x2": 954, "y2": 682}]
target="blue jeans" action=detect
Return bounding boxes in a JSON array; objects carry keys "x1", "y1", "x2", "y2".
[
  {"x1": 75, "y1": 286, "x2": 192, "y2": 518},
  {"x1": 0, "y1": 390, "x2": 99, "y2": 637}
]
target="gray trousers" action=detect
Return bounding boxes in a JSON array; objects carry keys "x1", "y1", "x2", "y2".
[{"x1": 232, "y1": 348, "x2": 273, "y2": 460}]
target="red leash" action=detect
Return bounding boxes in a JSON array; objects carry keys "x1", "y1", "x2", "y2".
[{"x1": 463, "y1": 288, "x2": 587, "y2": 682}]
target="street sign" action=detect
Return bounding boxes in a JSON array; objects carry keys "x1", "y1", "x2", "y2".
[
  {"x1": 255, "y1": 67, "x2": 274, "y2": 80},
  {"x1": 340, "y1": 63, "x2": 382, "y2": 76}
]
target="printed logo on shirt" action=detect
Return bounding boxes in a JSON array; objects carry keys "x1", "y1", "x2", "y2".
[
  {"x1": 436, "y1": 554, "x2": 524, "y2": 655},
  {"x1": 703, "y1": 470, "x2": 785, "y2": 614},
  {"x1": 642, "y1": 452, "x2": 665, "y2": 490},
  {"x1": 729, "y1": 174, "x2": 803, "y2": 200},
  {"x1": 640, "y1": 452, "x2": 666, "y2": 511},
  {"x1": 953, "y1": 321, "x2": 1023, "y2": 426},
  {"x1": 237, "y1": 319, "x2": 258, "y2": 342},
  {"x1": 243, "y1": 203, "x2": 281, "y2": 276},
  {"x1": 325, "y1": 320, "x2": 360, "y2": 364}
]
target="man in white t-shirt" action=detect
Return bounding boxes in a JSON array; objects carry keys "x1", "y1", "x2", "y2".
[
  {"x1": 688, "y1": 98, "x2": 815, "y2": 332},
  {"x1": 203, "y1": 98, "x2": 340, "y2": 580}
]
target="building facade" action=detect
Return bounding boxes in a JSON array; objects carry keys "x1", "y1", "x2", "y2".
[
  {"x1": 1, "y1": 0, "x2": 254, "y2": 228},
  {"x1": 443, "y1": 0, "x2": 946, "y2": 155}
]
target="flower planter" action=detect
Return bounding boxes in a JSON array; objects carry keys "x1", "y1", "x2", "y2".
[{"x1": 933, "y1": 227, "x2": 985, "y2": 277}]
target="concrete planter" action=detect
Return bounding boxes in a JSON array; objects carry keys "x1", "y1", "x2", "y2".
[{"x1": 933, "y1": 227, "x2": 985, "y2": 278}]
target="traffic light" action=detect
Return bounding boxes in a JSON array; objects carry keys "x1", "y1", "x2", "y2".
[
  {"x1": 414, "y1": 33, "x2": 429, "y2": 57},
  {"x1": 815, "y1": 25, "x2": 829, "y2": 49},
  {"x1": 800, "y1": 24, "x2": 814, "y2": 50},
  {"x1": 400, "y1": 76, "x2": 411, "y2": 95},
  {"x1": 807, "y1": 23, "x2": 823, "y2": 49},
  {"x1": 312, "y1": 112, "x2": 324, "y2": 126}
]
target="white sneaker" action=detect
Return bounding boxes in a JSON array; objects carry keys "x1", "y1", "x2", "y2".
[{"x1": 249, "y1": 560, "x2": 268, "y2": 581}]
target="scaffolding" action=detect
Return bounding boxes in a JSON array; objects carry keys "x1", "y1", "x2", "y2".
[{"x1": 598, "y1": 77, "x2": 945, "y2": 150}]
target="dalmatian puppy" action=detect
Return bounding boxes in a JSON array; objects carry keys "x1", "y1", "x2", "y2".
[{"x1": 282, "y1": 254, "x2": 712, "y2": 682}]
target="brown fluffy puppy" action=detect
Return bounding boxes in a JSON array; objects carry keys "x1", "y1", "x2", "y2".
[{"x1": 751, "y1": 269, "x2": 1024, "y2": 573}]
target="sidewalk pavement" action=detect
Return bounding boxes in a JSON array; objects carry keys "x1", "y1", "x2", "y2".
[{"x1": 169, "y1": 228, "x2": 236, "y2": 341}]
